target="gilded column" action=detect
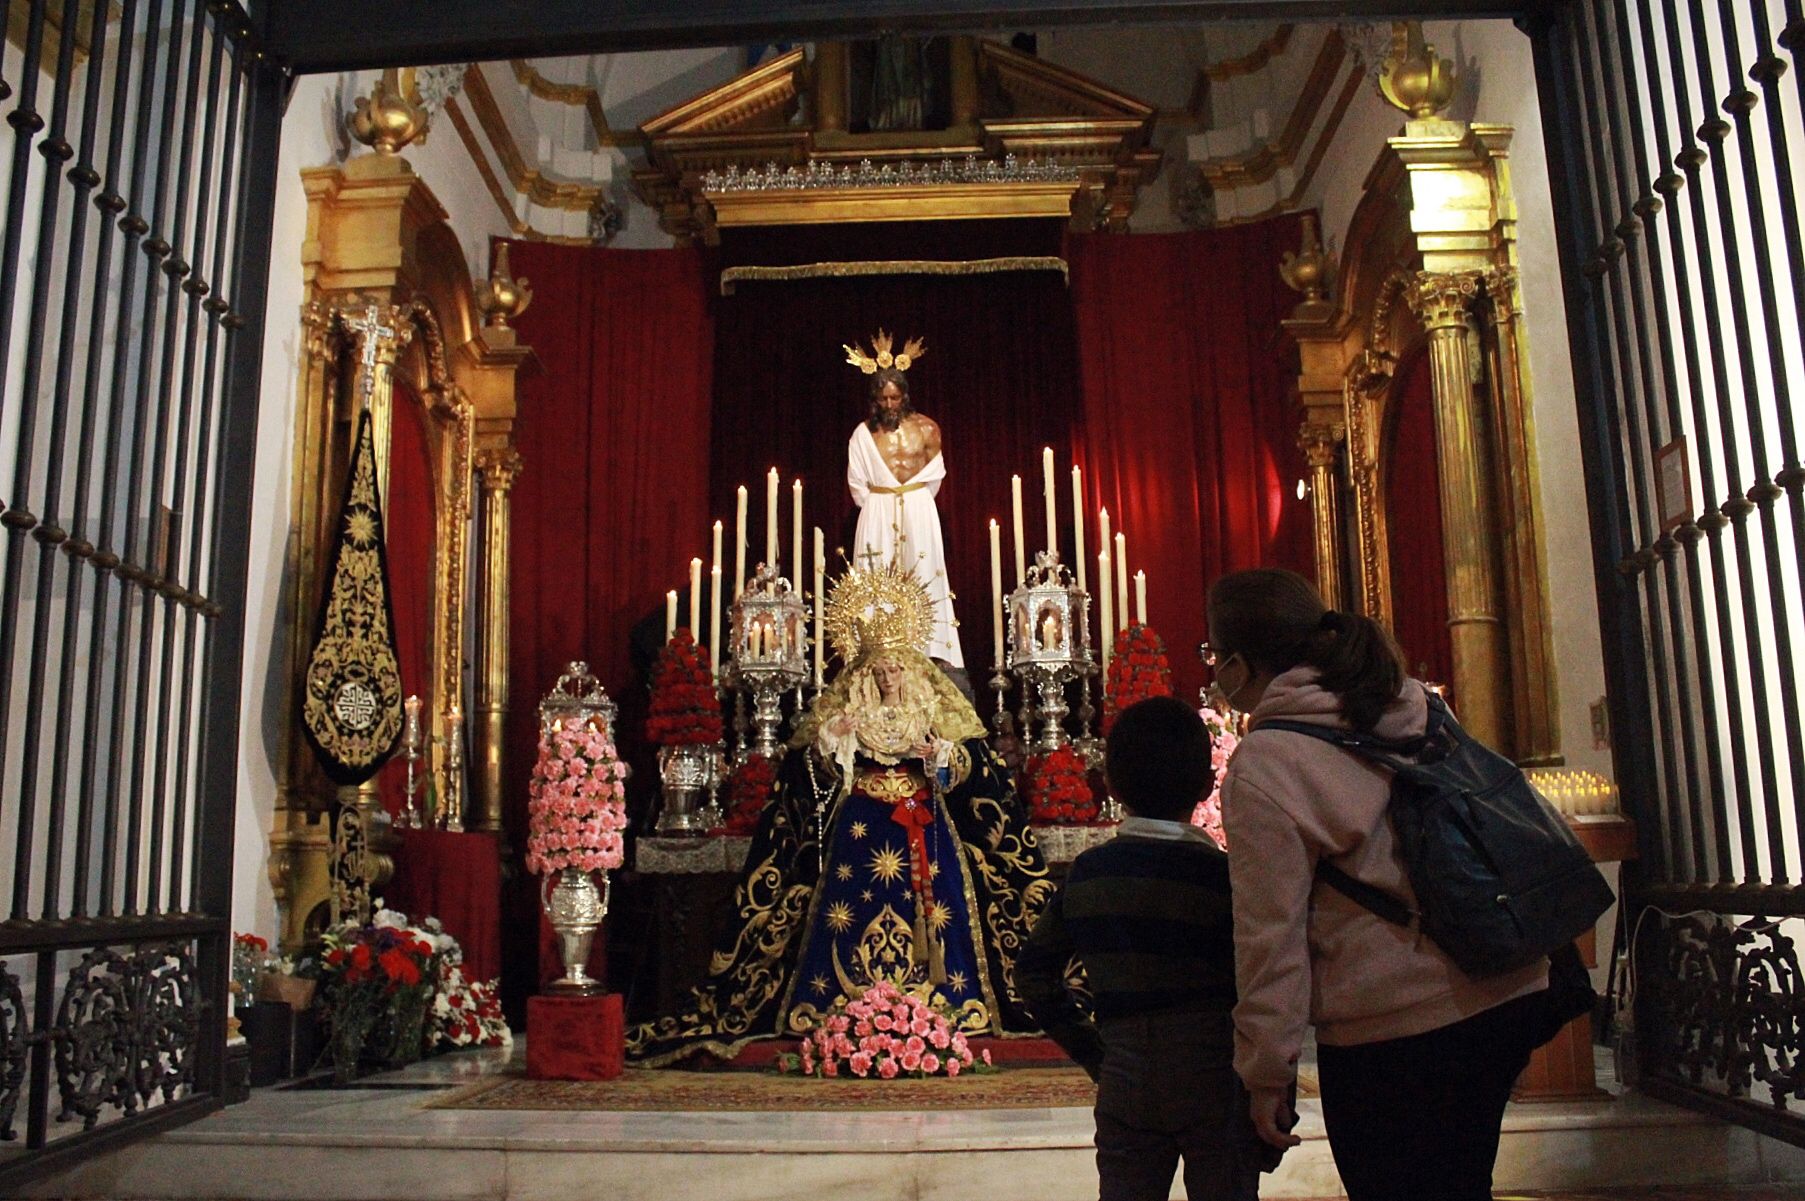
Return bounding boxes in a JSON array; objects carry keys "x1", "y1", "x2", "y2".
[
  {"x1": 814, "y1": 41, "x2": 849, "y2": 134},
  {"x1": 949, "y1": 36, "x2": 979, "y2": 129},
  {"x1": 1300, "y1": 423, "x2": 1345, "y2": 611},
  {"x1": 1482, "y1": 265, "x2": 1562, "y2": 765},
  {"x1": 472, "y1": 447, "x2": 522, "y2": 834},
  {"x1": 1407, "y1": 269, "x2": 1511, "y2": 754}
]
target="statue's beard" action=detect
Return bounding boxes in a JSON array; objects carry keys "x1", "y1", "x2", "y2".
[{"x1": 869, "y1": 400, "x2": 911, "y2": 431}]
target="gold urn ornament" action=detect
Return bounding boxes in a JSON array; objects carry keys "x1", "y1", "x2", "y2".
[
  {"x1": 475, "y1": 243, "x2": 533, "y2": 329},
  {"x1": 1278, "y1": 213, "x2": 1336, "y2": 310},
  {"x1": 1378, "y1": 22, "x2": 1456, "y2": 120},
  {"x1": 350, "y1": 67, "x2": 429, "y2": 156}
]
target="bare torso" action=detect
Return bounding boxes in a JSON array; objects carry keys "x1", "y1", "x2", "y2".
[{"x1": 872, "y1": 412, "x2": 942, "y2": 484}]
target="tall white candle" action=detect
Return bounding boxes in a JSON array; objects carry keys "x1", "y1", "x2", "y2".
[
  {"x1": 792, "y1": 478, "x2": 803, "y2": 590},
  {"x1": 1071, "y1": 465, "x2": 1087, "y2": 593},
  {"x1": 1097, "y1": 507, "x2": 1112, "y2": 586},
  {"x1": 665, "y1": 590, "x2": 678, "y2": 642},
  {"x1": 766, "y1": 467, "x2": 780, "y2": 573},
  {"x1": 1115, "y1": 531, "x2": 1129, "y2": 631},
  {"x1": 813, "y1": 527, "x2": 826, "y2": 686},
  {"x1": 1098, "y1": 549, "x2": 1114, "y2": 669},
  {"x1": 1135, "y1": 570, "x2": 1147, "y2": 626},
  {"x1": 734, "y1": 485, "x2": 748, "y2": 598},
  {"x1": 689, "y1": 558, "x2": 703, "y2": 636},
  {"x1": 1011, "y1": 474, "x2": 1026, "y2": 585},
  {"x1": 711, "y1": 520, "x2": 723, "y2": 583},
  {"x1": 1042, "y1": 447, "x2": 1057, "y2": 560},
  {"x1": 709, "y1": 565, "x2": 722, "y2": 677},
  {"x1": 989, "y1": 518, "x2": 1005, "y2": 667}
]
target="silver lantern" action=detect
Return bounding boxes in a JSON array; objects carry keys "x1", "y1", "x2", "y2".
[
  {"x1": 727, "y1": 564, "x2": 810, "y2": 760},
  {"x1": 1006, "y1": 552, "x2": 1094, "y2": 754}
]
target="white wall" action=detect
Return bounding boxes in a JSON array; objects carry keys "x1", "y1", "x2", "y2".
[
  {"x1": 232, "y1": 72, "x2": 512, "y2": 941},
  {"x1": 1304, "y1": 19, "x2": 1613, "y2": 782}
]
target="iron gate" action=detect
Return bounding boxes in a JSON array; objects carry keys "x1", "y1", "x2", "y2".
[
  {"x1": 0, "y1": 0, "x2": 282, "y2": 1183},
  {"x1": 1531, "y1": 0, "x2": 1805, "y2": 1144}
]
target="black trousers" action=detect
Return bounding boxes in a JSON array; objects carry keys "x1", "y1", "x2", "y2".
[
  {"x1": 1092, "y1": 1012, "x2": 1261, "y2": 1201},
  {"x1": 1316, "y1": 990, "x2": 1545, "y2": 1201}
]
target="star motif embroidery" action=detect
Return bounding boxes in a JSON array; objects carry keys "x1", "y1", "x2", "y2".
[
  {"x1": 926, "y1": 901, "x2": 952, "y2": 933},
  {"x1": 825, "y1": 901, "x2": 856, "y2": 933},
  {"x1": 850, "y1": 821, "x2": 869, "y2": 840},
  {"x1": 810, "y1": 974, "x2": 830, "y2": 996},
  {"x1": 835, "y1": 864, "x2": 854, "y2": 882},
  {"x1": 345, "y1": 510, "x2": 377, "y2": 546},
  {"x1": 946, "y1": 970, "x2": 969, "y2": 992},
  {"x1": 869, "y1": 845, "x2": 907, "y2": 885},
  {"x1": 928, "y1": 860, "x2": 941, "y2": 880},
  {"x1": 860, "y1": 889, "x2": 874, "y2": 903}
]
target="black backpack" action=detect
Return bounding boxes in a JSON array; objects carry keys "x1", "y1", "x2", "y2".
[{"x1": 1262, "y1": 691, "x2": 1615, "y2": 980}]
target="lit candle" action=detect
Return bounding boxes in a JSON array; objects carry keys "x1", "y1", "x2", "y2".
[
  {"x1": 1071, "y1": 465, "x2": 1086, "y2": 593},
  {"x1": 665, "y1": 590, "x2": 678, "y2": 642},
  {"x1": 1011, "y1": 474, "x2": 1026, "y2": 585},
  {"x1": 1098, "y1": 548, "x2": 1114, "y2": 669},
  {"x1": 813, "y1": 527, "x2": 826, "y2": 687},
  {"x1": 766, "y1": 467, "x2": 779, "y2": 573},
  {"x1": 1135, "y1": 569, "x2": 1147, "y2": 626},
  {"x1": 1042, "y1": 446, "x2": 1057, "y2": 560},
  {"x1": 709, "y1": 566, "x2": 722, "y2": 677},
  {"x1": 712, "y1": 519, "x2": 724, "y2": 584},
  {"x1": 734, "y1": 485, "x2": 748, "y2": 598},
  {"x1": 989, "y1": 518, "x2": 1004, "y2": 667},
  {"x1": 1097, "y1": 507, "x2": 1112, "y2": 585},
  {"x1": 1115, "y1": 531, "x2": 1129, "y2": 631},
  {"x1": 404, "y1": 694, "x2": 422, "y2": 744},
  {"x1": 689, "y1": 557, "x2": 702, "y2": 636},
  {"x1": 792, "y1": 478, "x2": 803, "y2": 590}
]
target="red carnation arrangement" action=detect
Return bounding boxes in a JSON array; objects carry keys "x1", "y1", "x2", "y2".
[
  {"x1": 1023, "y1": 744, "x2": 1099, "y2": 824},
  {"x1": 1104, "y1": 623, "x2": 1173, "y2": 732},
  {"x1": 646, "y1": 629, "x2": 724, "y2": 746},
  {"x1": 716, "y1": 753, "x2": 777, "y2": 835}
]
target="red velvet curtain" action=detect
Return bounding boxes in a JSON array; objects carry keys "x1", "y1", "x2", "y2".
[
  {"x1": 708, "y1": 221, "x2": 1082, "y2": 676},
  {"x1": 1068, "y1": 218, "x2": 1316, "y2": 701},
  {"x1": 1384, "y1": 345, "x2": 1455, "y2": 693},
  {"x1": 502, "y1": 241, "x2": 716, "y2": 1008},
  {"x1": 379, "y1": 380, "x2": 434, "y2": 818}
]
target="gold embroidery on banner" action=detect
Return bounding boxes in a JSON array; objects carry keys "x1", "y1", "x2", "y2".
[
  {"x1": 301, "y1": 414, "x2": 405, "y2": 777},
  {"x1": 719, "y1": 257, "x2": 1069, "y2": 295},
  {"x1": 860, "y1": 767, "x2": 926, "y2": 804}
]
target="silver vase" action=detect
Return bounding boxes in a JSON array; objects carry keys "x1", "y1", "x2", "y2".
[
  {"x1": 655, "y1": 744, "x2": 717, "y2": 836},
  {"x1": 541, "y1": 866, "x2": 610, "y2": 996}
]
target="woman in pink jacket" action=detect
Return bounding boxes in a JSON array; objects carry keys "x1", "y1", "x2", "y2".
[{"x1": 1208, "y1": 568, "x2": 1550, "y2": 1201}]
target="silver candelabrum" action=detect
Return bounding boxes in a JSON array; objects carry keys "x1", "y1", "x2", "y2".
[
  {"x1": 1005, "y1": 551, "x2": 1095, "y2": 754},
  {"x1": 727, "y1": 564, "x2": 810, "y2": 761}
]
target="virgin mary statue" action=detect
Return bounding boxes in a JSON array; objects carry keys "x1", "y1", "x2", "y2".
[{"x1": 627, "y1": 562, "x2": 1051, "y2": 1066}]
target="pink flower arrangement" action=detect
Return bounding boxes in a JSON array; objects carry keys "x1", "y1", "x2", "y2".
[
  {"x1": 1191, "y1": 703, "x2": 1240, "y2": 850},
  {"x1": 788, "y1": 981, "x2": 979, "y2": 1079},
  {"x1": 525, "y1": 720, "x2": 629, "y2": 875}
]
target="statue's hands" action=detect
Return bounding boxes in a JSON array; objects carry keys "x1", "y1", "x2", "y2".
[
  {"x1": 911, "y1": 742, "x2": 936, "y2": 761},
  {"x1": 827, "y1": 715, "x2": 856, "y2": 738}
]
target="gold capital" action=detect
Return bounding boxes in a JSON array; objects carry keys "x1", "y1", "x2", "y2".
[
  {"x1": 475, "y1": 447, "x2": 524, "y2": 492},
  {"x1": 1406, "y1": 270, "x2": 1481, "y2": 332}
]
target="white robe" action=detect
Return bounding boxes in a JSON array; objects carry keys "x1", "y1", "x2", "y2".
[{"x1": 847, "y1": 423, "x2": 964, "y2": 667}]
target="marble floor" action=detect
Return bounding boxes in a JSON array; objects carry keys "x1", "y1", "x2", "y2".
[{"x1": 25, "y1": 1043, "x2": 1805, "y2": 1201}]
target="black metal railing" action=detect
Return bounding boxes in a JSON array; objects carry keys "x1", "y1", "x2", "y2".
[
  {"x1": 1532, "y1": 0, "x2": 1805, "y2": 1144},
  {"x1": 0, "y1": 0, "x2": 283, "y2": 1183}
]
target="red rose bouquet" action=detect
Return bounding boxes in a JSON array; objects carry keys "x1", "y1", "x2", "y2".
[
  {"x1": 716, "y1": 753, "x2": 777, "y2": 835},
  {"x1": 1023, "y1": 743, "x2": 1099, "y2": 824},
  {"x1": 1104, "y1": 623, "x2": 1173, "y2": 732},
  {"x1": 319, "y1": 910, "x2": 438, "y2": 1080},
  {"x1": 646, "y1": 629, "x2": 724, "y2": 746},
  {"x1": 526, "y1": 718, "x2": 629, "y2": 875}
]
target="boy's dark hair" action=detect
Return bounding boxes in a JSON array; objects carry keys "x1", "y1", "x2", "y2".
[{"x1": 1105, "y1": 695, "x2": 1212, "y2": 820}]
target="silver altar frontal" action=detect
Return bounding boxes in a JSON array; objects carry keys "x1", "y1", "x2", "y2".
[
  {"x1": 727, "y1": 564, "x2": 811, "y2": 760},
  {"x1": 1006, "y1": 552, "x2": 1094, "y2": 752}
]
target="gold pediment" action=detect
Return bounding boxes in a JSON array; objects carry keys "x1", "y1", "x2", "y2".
[{"x1": 633, "y1": 39, "x2": 1161, "y2": 244}]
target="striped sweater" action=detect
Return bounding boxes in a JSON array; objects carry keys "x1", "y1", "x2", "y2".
[{"x1": 1017, "y1": 817, "x2": 1237, "y2": 1075}]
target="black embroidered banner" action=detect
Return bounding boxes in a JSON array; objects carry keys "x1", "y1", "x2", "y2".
[{"x1": 302, "y1": 410, "x2": 404, "y2": 784}]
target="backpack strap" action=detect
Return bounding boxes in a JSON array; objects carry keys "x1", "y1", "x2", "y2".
[{"x1": 1316, "y1": 862, "x2": 1417, "y2": 928}]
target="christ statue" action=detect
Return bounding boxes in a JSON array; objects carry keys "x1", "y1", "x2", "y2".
[{"x1": 847, "y1": 365, "x2": 964, "y2": 669}]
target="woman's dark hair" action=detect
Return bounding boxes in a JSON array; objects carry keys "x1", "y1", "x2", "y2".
[
  {"x1": 1206, "y1": 567, "x2": 1405, "y2": 732},
  {"x1": 1105, "y1": 695, "x2": 1212, "y2": 820}
]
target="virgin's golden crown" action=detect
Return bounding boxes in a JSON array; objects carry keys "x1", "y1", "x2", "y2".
[{"x1": 823, "y1": 557, "x2": 936, "y2": 665}]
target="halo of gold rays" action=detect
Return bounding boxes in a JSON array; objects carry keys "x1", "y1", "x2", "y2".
[
  {"x1": 843, "y1": 328, "x2": 926, "y2": 375},
  {"x1": 824, "y1": 556, "x2": 937, "y2": 666}
]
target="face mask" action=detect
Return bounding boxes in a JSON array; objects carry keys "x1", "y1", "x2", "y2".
[{"x1": 1216, "y1": 652, "x2": 1253, "y2": 713}]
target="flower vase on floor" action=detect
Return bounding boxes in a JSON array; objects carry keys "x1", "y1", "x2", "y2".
[{"x1": 526, "y1": 663, "x2": 629, "y2": 997}]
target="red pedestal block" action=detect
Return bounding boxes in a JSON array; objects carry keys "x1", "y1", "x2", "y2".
[{"x1": 526, "y1": 994, "x2": 624, "y2": 1081}]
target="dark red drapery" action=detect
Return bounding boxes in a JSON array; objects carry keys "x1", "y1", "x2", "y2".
[
  {"x1": 1384, "y1": 345, "x2": 1455, "y2": 692},
  {"x1": 379, "y1": 381, "x2": 434, "y2": 819},
  {"x1": 1068, "y1": 219, "x2": 1316, "y2": 701},
  {"x1": 708, "y1": 220, "x2": 1082, "y2": 676},
  {"x1": 502, "y1": 241, "x2": 716, "y2": 1006}
]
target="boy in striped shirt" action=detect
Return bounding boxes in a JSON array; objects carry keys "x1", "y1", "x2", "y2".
[{"x1": 1018, "y1": 695, "x2": 1265, "y2": 1201}]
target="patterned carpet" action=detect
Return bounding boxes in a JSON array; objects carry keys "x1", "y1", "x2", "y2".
[{"x1": 430, "y1": 1064, "x2": 1102, "y2": 1112}]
